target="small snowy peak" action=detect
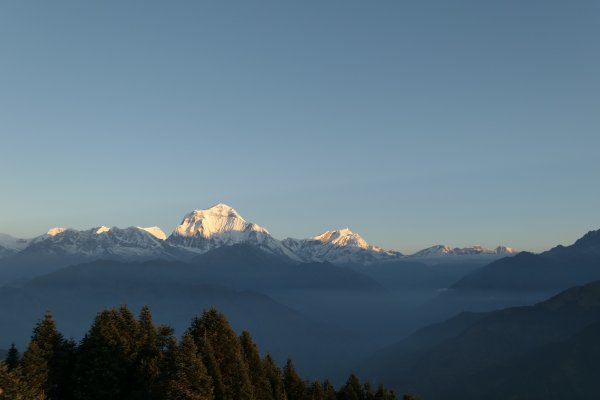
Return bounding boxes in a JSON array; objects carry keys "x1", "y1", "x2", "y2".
[
  {"x1": 411, "y1": 244, "x2": 517, "y2": 258},
  {"x1": 95, "y1": 226, "x2": 110, "y2": 234},
  {"x1": 139, "y1": 226, "x2": 167, "y2": 240},
  {"x1": 0, "y1": 233, "x2": 30, "y2": 256},
  {"x1": 172, "y1": 203, "x2": 269, "y2": 239},
  {"x1": 24, "y1": 226, "x2": 168, "y2": 259},
  {"x1": 283, "y1": 228, "x2": 404, "y2": 265},
  {"x1": 47, "y1": 227, "x2": 66, "y2": 237},
  {"x1": 312, "y1": 228, "x2": 370, "y2": 249},
  {"x1": 411, "y1": 245, "x2": 453, "y2": 257}
]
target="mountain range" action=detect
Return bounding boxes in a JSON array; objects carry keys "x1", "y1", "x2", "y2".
[{"x1": 0, "y1": 203, "x2": 516, "y2": 283}]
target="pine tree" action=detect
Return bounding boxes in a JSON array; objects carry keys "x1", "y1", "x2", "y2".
[
  {"x1": 363, "y1": 382, "x2": 375, "y2": 400},
  {"x1": 283, "y1": 358, "x2": 305, "y2": 400},
  {"x1": 308, "y1": 380, "x2": 324, "y2": 400},
  {"x1": 338, "y1": 373, "x2": 364, "y2": 400},
  {"x1": 131, "y1": 305, "x2": 163, "y2": 400},
  {"x1": 73, "y1": 307, "x2": 139, "y2": 399},
  {"x1": 199, "y1": 338, "x2": 226, "y2": 400},
  {"x1": 187, "y1": 308, "x2": 253, "y2": 400},
  {"x1": 4, "y1": 344, "x2": 19, "y2": 370},
  {"x1": 21, "y1": 310, "x2": 65, "y2": 398},
  {"x1": 322, "y1": 380, "x2": 336, "y2": 400},
  {"x1": 164, "y1": 334, "x2": 213, "y2": 400},
  {"x1": 240, "y1": 330, "x2": 273, "y2": 400},
  {"x1": 374, "y1": 384, "x2": 396, "y2": 400},
  {"x1": 262, "y1": 354, "x2": 286, "y2": 400}
]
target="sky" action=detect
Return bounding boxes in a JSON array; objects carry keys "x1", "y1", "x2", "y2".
[{"x1": 0, "y1": 0, "x2": 599, "y2": 254}]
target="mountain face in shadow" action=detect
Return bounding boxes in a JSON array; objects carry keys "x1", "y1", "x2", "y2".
[
  {"x1": 453, "y1": 229, "x2": 600, "y2": 292},
  {"x1": 0, "y1": 245, "x2": 382, "y2": 381},
  {"x1": 359, "y1": 281, "x2": 600, "y2": 399}
]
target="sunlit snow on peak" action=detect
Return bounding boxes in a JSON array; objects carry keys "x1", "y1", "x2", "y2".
[
  {"x1": 95, "y1": 226, "x2": 111, "y2": 234},
  {"x1": 138, "y1": 226, "x2": 167, "y2": 240},
  {"x1": 47, "y1": 227, "x2": 66, "y2": 237}
]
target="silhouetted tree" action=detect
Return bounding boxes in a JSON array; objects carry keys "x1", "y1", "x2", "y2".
[
  {"x1": 164, "y1": 334, "x2": 213, "y2": 400},
  {"x1": 283, "y1": 358, "x2": 305, "y2": 400},
  {"x1": 338, "y1": 373, "x2": 364, "y2": 400},
  {"x1": 240, "y1": 330, "x2": 273, "y2": 400},
  {"x1": 262, "y1": 354, "x2": 286, "y2": 400},
  {"x1": 187, "y1": 308, "x2": 252, "y2": 400},
  {"x1": 21, "y1": 310, "x2": 68, "y2": 399},
  {"x1": 322, "y1": 380, "x2": 337, "y2": 400},
  {"x1": 4, "y1": 344, "x2": 19, "y2": 370}
]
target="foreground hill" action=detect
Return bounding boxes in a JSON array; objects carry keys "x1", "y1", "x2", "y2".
[{"x1": 360, "y1": 281, "x2": 600, "y2": 399}]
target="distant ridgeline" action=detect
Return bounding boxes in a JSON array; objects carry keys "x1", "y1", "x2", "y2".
[{"x1": 0, "y1": 306, "x2": 404, "y2": 400}]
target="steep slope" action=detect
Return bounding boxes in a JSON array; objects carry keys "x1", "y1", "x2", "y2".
[
  {"x1": 360, "y1": 281, "x2": 600, "y2": 399},
  {"x1": 282, "y1": 228, "x2": 403, "y2": 265},
  {"x1": 453, "y1": 229, "x2": 600, "y2": 292},
  {"x1": 459, "y1": 319, "x2": 600, "y2": 400}
]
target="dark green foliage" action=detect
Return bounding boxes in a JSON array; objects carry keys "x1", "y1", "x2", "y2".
[
  {"x1": 4, "y1": 344, "x2": 19, "y2": 370},
  {"x1": 263, "y1": 354, "x2": 286, "y2": 400},
  {"x1": 283, "y1": 358, "x2": 306, "y2": 400},
  {"x1": 187, "y1": 308, "x2": 253, "y2": 400},
  {"x1": 323, "y1": 380, "x2": 337, "y2": 400},
  {"x1": 21, "y1": 310, "x2": 72, "y2": 399},
  {"x1": 374, "y1": 384, "x2": 396, "y2": 400},
  {"x1": 308, "y1": 380, "x2": 325, "y2": 400},
  {"x1": 240, "y1": 330, "x2": 273, "y2": 400},
  {"x1": 163, "y1": 334, "x2": 213, "y2": 400},
  {"x1": 73, "y1": 307, "x2": 139, "y2": 399},
  {"x1": 3, "y1": 305, "x2": 390, "y2": 400},
  {"x1": 199, "y1": 338, "x2": 225, "y2": 400},
  {"x1": 363, "y1": 382, "x2": 375, "y2": 400},
  {"x1": 0, "y1": 362, "x2": 45, "y2": 400},
  {"x1": 338, "y1": 373, "x2": 364, "y2": 400}
]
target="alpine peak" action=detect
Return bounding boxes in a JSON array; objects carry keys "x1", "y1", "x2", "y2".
[
  {"x1": 47, "y1": 227, "x2": 66, "y2": 237},
  {"x1": 95, "y1": 226, "x2": 111, "y2": 234},
  {"x1": 138, "y1": 226, "x2": 167, "y2": 240},
  {"x1": 172, "y1": 203, "x2": 269, "y2": 239},
  {"x1": 312, "y1": 228, "x2": 369, "y2": 249}
]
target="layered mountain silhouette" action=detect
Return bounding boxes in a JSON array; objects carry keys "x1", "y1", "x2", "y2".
[
  {"x1": 0, "y1": 244, "x2": 381, "y2": 379},
  {"x1": 360, "y1": 280, "x2": 600, "y2": 399},
  {"x1": 452, "y1": 229, "x2": 600, "y2": 292}
]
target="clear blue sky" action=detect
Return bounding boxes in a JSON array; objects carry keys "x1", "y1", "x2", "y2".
[{"x1": 1, "y1": 0, "x2": 599, "y2": 253}]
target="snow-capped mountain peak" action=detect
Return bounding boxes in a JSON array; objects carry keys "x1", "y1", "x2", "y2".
[
  {"x1": 139, "y1": 226, "x2": 167, "y2": 240},
  {"x1": 282, "y1": 228, "x2": 403, "y2": 265},
  {"x1": 411, "y1": 244, "x2": 517, "y2": 258},
  {"x1": 312, "y1": 228, "x2": 370, "y2": 249},
  {"x1": 47, "y1": 227, "x2": 66, "y2": 237},
  {"x1": 172, "y1": 203, "x2": 269, "y2": 239},
  {"x1": 167, "y1": 203, "x2": 297, "y2": 259},
  {"x1": 95, "y1": 226, "x2": 110, "y2": 234}
]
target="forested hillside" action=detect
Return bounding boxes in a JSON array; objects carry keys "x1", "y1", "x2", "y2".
[{"x1": 0, "y1": 306, "x2": 402, "y2": 400}]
